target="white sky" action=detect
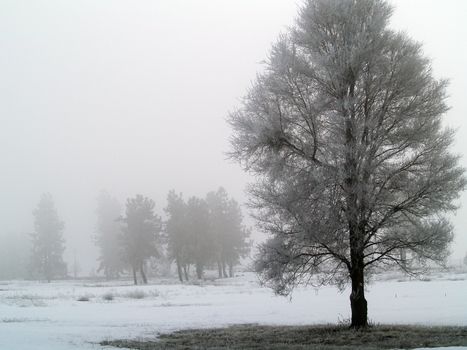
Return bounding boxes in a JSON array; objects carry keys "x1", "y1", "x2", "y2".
[{"x1": 0, "y1": 0, "x2": 466, "y2": 273}]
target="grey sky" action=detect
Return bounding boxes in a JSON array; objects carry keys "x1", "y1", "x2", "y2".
[{"x1": 0, "y1": 0, "x2": 466, "y2": 274}]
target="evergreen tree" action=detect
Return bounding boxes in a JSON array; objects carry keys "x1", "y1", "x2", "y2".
[
  {"x1": 30, "y1": 193, "x2": 67, "y2": 282},
  {"x1": 165, "y1": 190, "x2": 190, "y2": 282},
  {"x1": 206, "y1": 188, "x2": 250, "y2": 278},
  {"x1": 222, "y1": 198, "x2": 251, "y2": 277},
  {"x1": 95, "y1": 190, "x2": 124, "y2": 279},
  {"x1": 121, "y1": 194, "x2": 161, "y2": 285},
  {"x1": 185, "y1": 196, "x2": 212, "y2": 279}
]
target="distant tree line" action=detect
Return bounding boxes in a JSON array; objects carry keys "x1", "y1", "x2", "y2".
[
  {"x1": 95, "y1": 188, "x2": 250, "y2": 284},
  {"x1": 0, "y1": 188, "x2": 250, "y2": 284},
  {"x1": 166, "y1": 188, "x2": 251, "y2": 282}
]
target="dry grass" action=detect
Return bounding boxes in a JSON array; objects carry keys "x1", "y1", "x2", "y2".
[{"x1": 101, "y1": 324, "x2": 467, "y2": 349}]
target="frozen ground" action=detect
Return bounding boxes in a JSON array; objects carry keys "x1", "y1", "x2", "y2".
[{"x1": 0, "y1": 271, "x2": 466, "y2": 350}]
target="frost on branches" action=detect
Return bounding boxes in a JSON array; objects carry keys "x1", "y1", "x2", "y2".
[{"x1": 229, "y1": 0, "x2": 465, "y2": 328}]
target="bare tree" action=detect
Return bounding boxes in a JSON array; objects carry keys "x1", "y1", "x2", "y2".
[{"x1": 229, "y1": 0, "x2": 465, "y2": 328}]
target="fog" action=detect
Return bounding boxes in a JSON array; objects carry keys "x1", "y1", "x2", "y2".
[{"x1": 0, "y1": 0, "x2": 466, "y2": 275}]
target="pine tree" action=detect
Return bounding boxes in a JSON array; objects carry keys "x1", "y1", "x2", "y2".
[
  {"x1": 165, "y1": 190, "x2": 191, "y2": 282},
  {"x1": 223, "y1": 198, "x2": 250, "y2": 277},
  {"x1": 121, "y1": 194, "x2": 161, "y2": 285},
  {"x1": 206, "y1": 188, "x2": 250, "y2": 278},
  {"x1": 30, "y1": 193, "x2": 67, "y2": 282},
  {"x1": 185, "y1": 196, "x2": 212, "y2": 280},
  {"x1": 95, "y1": 190, "x2": 124, "y2": 279}
]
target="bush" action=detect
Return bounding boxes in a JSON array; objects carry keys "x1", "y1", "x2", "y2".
[
  {"x1": 102, "y1": 292, "x2": 114, "y2": 301},
  {"x1": 124, "y1": 290, "x2": 146, "y2": 299}
]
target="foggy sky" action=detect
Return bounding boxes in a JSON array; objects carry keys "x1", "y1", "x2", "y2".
[{"x1": 1, "y1": 0, "x2": 466, "y2": 274}]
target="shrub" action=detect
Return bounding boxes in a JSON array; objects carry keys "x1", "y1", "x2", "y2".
[{"x1": 102, "y1": 292, "x2": 114, "y2": 301}]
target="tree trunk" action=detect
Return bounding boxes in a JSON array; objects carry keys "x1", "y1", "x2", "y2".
[
  {"x1": 132, "y1": 266, "x2": 138, "y2": 285},
  {"x1": 140, "y1": 261, "x2": 148, "y2": 284},
  {"x1": 183, "y1": 265, "x2": 189, "y2": 281},
  {"x1": 176, "y1": 259, "x2": 184, "y2": 282},
  {"x1": 196, "y1": 262, "x2": 203, "y2": 280},
  {"x1": 349, "y1": 255, "x2": 367, "y2": 328},
  {"x1": 228, "y1": 263, "x2": 234, "y2": 278},
  {"x1": 196, "y1": 264, "x2": 203, "y2": 280},
  {"x1": 221, "y1": 260, "x2": 227, "y2": 278},
  {"x1": 343, "y1": 79, "x2": 368, "y2": 328},
  {"x1": 45, "y1": 255, "x2": 51, "y2": 283}
]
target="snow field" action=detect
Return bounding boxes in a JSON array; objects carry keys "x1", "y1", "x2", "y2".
[{"x1": 0, "y1": 272, "x2": 466, "y2": 350}]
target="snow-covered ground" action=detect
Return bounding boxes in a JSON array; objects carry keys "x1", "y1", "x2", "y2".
[{"x1": 0, "y1": 271, "x2": 466, "y2": 350}]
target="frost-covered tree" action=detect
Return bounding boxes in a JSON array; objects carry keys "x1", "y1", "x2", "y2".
[
  {"x1": 121, "y1": 194, "x2": 161, "y2": 285},
  {"x1": 229, "y1": 0, "x2": 465, "y2": 328},
  {"x1": 206, "y1": 188, "x2": 251, "y2": 278},
  {"x1": 30, "y1": 193, "x2": 67, "y2": 282},
  {"x1": 95, "y1": 190, "x2": 125, "y2": 279}
]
